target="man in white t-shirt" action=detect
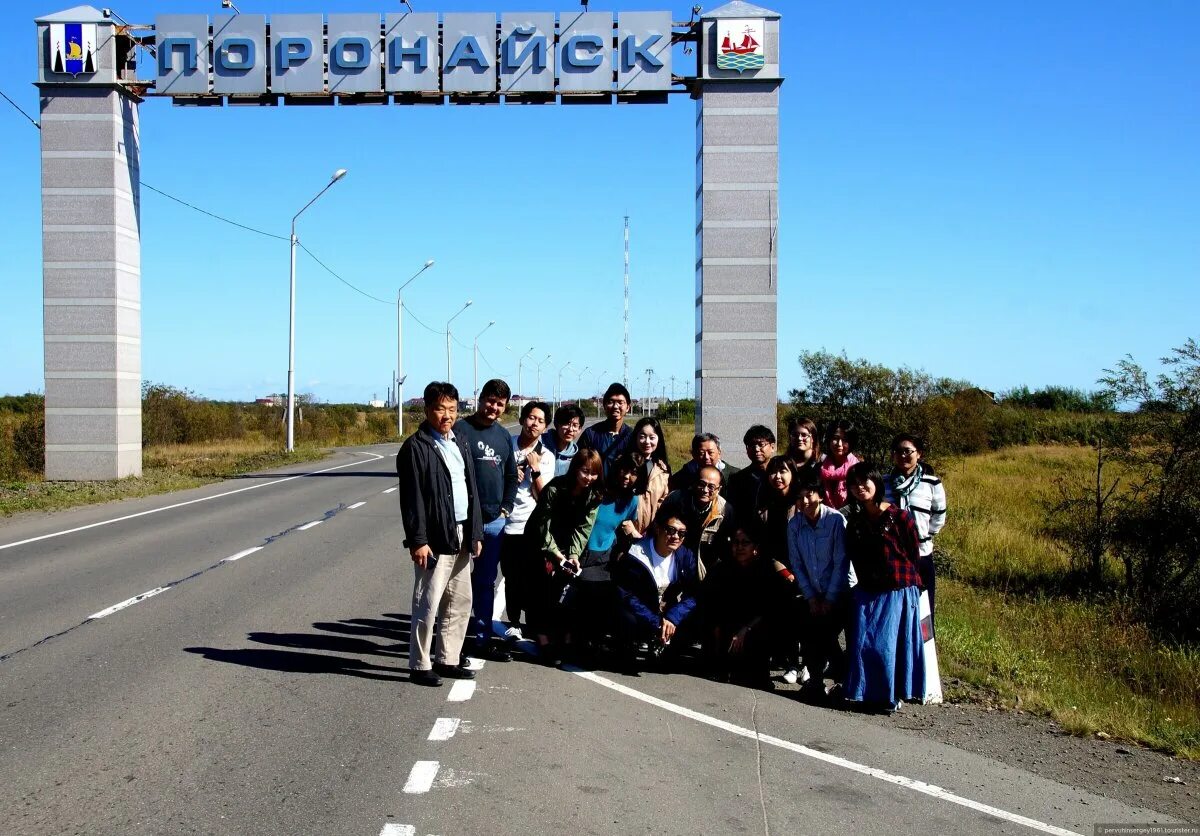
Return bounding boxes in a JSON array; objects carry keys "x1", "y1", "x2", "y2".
[{"x1": 499, "y1": 400, "x2": 556, "y2": 639}]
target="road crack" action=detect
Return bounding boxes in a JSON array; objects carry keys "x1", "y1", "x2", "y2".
[{"x1": 751, "y1": 691, "x2": 770, "y2": 836}]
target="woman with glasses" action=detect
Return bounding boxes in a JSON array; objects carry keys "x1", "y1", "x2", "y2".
[
  {"x1": 700, "y1": 525, "x2": 787, "y2": 689},
  {"x1": 843, "y1": 462, "x2": 925, "y2": 713},
  {"x1": 785, "y1": 416, "x2": 821, "y2": 477},
  {"x1": 610, "y1": 506, "x2": 701, "y2": 670},
  {"x1": 885, "y1": 434, "x2": 947, "y2": 628}
]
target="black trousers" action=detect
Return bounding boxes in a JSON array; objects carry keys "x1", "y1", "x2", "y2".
[{"x1": 498, "y1": 532, "x2": 538, "y2": 629}]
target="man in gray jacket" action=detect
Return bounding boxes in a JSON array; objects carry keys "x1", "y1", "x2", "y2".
[{"x1": 397, "y1": 381, "x2": 484, "y2": 687}]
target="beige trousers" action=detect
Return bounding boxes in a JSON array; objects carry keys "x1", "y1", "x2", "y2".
[{"x1": 409, "y1": 528, "x2": 473, "y2": 671}]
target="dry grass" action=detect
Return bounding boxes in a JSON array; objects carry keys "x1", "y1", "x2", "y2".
[
  {"x1": 0, "y1": 438, "x2": 326, "y2": 516},
  {"x1": 935, "y1": 445, "x2": 1200, "y2": 759}
]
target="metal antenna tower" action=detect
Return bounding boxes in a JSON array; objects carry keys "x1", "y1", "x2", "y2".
[{"x1": 623, "y1": 215, "x2": 630, "y2": 390}]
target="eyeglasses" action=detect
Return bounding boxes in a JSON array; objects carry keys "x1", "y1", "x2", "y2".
[
  {"x1": 748, "y1": 440, "x2": 774, "y2": 449},
  {"x1": 730, "y1": 538, "x2": 754, "y2": 547},
  {"x1": 662, "y1": 525, "x2": 687, "y2": 539},
  {"x1": 895, "y1": 448, "x2": 919, "y2": 456},
  {"x1": 696, "y1": 481, "x2": 720, "y2": 493}
]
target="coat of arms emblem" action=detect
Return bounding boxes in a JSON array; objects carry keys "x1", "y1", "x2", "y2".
[
  {"x1": 717, "y1": 19, "x2": 765, "y2": 73},
  {"x1": 50, "y1": 23, "x2": 97, "y2": 77}
]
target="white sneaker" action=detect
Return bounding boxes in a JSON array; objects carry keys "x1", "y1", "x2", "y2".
[
  {"x1": 799, "y1": 666, "x2": 812, "y2": 685},
  {"x1": 503, "y1": 625, "x2": 524, "y2": 642},
  {"x1": 782, "y1": 668, "x2": 799, "y2": 685}
]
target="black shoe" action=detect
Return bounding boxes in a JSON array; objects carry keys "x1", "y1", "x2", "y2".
[
  {"x1": 410, "y1": 669, "x2": 443, "y2": 687},
  {"x1": 476, "y1": 642, "x2": 512, "y2": 663},
  {"x1": 433, "y1": 661, "x2": 477, "y2": 680}
]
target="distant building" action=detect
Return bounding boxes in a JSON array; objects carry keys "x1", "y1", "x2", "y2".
[
  {"x1": 256, "y1": 395, "x2": 284, "y2": 407},
  {"x1": 368, "y1": 399, "x2": 385, "y2": 409}
]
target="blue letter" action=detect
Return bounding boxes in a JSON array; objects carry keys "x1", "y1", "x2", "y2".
[
  {"x1": 622, "y1": 33, "x2": 663, "y2": 70},
  {"x1": 216, "y1": 36, "x2": 255, "y2": 72},
  {"x1": 563, "y1": 34, "x2": 604, "y2": 69},
  {"x1": 501, "y1": 26, "x2": 547, "y2": 73},
  {"x1": 275, "y1": 36, "x2": 311, "y2": 69},
  {"x1": 158, "y1": 37, "x2": 197, "y2": 74},
  {"x1": 331, "y1": 36, "x2": 371, "y2": 71},
  {"x1": 388, "y1": 35, "x2": 428, "y2": 73},
  {"x1": 446, "y1": 35, "x2": 489, "y2": 71}
]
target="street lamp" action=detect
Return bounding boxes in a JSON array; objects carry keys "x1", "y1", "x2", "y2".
[
  {"x1": 473, "y1": 320, "x2": 496, "y2": 408},
  {"x1": 286, "y1": 167, "x2": 347, "y2": 453},
  {"x1": 535, "y1": 354, "x2": 553, "y2": 401},
  {"x1": 506, "y1": 345, "x2": 535, "y2": 401},
  {"x1": 445, "y1": 300, "x2": 473, "y2": 387},
  {"x1": 555, "y1": 361, "x2": 575, "y2": 410},
  {"x1": 576, "y1": 365, "x2": 590, "y2": 403},
  {"x1": 395, "y1": 258, "x2": 434, "y2": 438},
  {"x1": 593, "y1": 368, "x2": 608, "y2": 417}
]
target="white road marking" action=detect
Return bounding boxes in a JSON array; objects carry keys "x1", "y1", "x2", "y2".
[
  {"x1": 402, "y1": 760, "x2": 440, "y2": 794},
  {"x1": 382, "y1": 486, "x2": 398, "y2": 494},
  {"x1": 0, "y1": 452, "x2": 386, "y2": 553},
  {"x1": 347, "y1": 501, "x2": 366, "y2": 509},
  {"x1": 446, "y1": 680, "x2": 476, "y2": 702},
  {"x1": 296, "y1": 520, "x2": 323, "y2": 531},
  {"x1": 428, "y1": 718, "x2": 461, "y2": 741},
  {"x1": 87, "y1": 587, "x2": 169, "y2": 620},
  {"x1": 567, "y1": 668, "x2": 1083, "y2": 836},
  {"x1": 221, "y1": 546, "x2": 263, "y2": 563},
  {"x1": 379, "y1": 824, "x2": 415, "y2": 836}
]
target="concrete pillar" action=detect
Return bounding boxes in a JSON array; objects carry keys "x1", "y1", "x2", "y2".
[
  {"x1": 37, "y1": 7, "x2": 142, "y2": 479},
  {"x1": 695, "y1": 3, "x2": 782, "y2": 466}
]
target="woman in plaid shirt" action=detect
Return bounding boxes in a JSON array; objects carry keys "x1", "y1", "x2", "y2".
[{"x1": 843, "y1": 462, "x2": 926, "y2": 713}]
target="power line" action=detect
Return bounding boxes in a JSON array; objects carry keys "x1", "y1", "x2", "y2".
[
  {"x1": 142, "y1": 182, "x2": 288, "y2": 241},
  {"x1": 402, "y1": 303, "x2": 442, "y2": 334},
  {"x1": 0, "y1": 89, "x2": 39, "y2": 129},
  {"x1": 297, "y1": 242, "x2": 392, "y2": 305}
]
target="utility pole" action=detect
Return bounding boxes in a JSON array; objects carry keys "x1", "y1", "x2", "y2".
[
  {"x1": 644, "y1": 367, "x2": 654, "y2": 416},
  {"x1": 623, "y1": 215, "x2": 630, "y2": 392}
]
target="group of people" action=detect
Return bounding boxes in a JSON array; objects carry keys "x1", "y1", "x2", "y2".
[{"x1": 397, "y1": 377, "x2": 948, "y2": 714}]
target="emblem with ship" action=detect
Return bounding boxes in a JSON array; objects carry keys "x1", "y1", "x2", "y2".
[{"x1": 717, "y1": 22, "x2": 765, "y2": 73}]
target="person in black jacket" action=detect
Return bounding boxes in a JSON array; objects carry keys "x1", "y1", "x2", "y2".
[{"x1": 397, "y1": 381, "x2": 484, "y2": 687}]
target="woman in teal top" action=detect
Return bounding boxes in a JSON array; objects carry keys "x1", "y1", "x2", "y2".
[{"x1": 569, "y1": 453, "x2": 641, "y2": 653}]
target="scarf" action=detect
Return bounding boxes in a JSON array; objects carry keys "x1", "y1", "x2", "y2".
[{"x1": 892, "y1": 462, "x2": 925, "y2": 504}]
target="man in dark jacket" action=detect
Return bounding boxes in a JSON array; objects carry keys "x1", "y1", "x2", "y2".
[
  {"x1": 578, "y1": 382, "x2": 633, "y2": 469},
  {"x1": 398, "y1": 381, "x2": 484, "y2": 687}
]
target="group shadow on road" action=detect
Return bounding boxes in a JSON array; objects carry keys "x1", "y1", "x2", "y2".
[{"x1": 185, "y1": 612, "x2": 415, "y2": 682}]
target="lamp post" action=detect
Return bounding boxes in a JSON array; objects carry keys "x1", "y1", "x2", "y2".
[
  {"x1": 536, "y1": 354, "x2": 553, "y2": 401},
  {"x1": 395, "y1": 259, "x2": 435, "y2": 438},
  {"x1": 594, "y1": 368, "x2": 608, "y2": 417},
  {"x1": 472, "y1": 320, "x2": 495, "y2": 409},
  {"x1": 286, "y1": 167, "x2": 347, "y2": 453},
  {"x1": 576, "y1": 366, "x2": 590, "y2": 404},
  {"x1": 555, "y1": 361, "x2": 574, "y2": 411},
  {"x1": 445, "y1": 300, "x2": 473, "y2": 387},
  {"x1": 506, "y1": 345, "x2": 535, "y2": 402}
]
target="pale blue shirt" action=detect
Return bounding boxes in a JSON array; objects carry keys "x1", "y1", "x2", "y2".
[
  {"x1": 430, "y1": 426, "x2": 469, "y2": 523},
  {"x1": 786, "y1": 504, "x2": 850, "y2": 602}
]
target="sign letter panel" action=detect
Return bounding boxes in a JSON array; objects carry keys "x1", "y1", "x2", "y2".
[
  {"x1": 270, "y1": 14, "x2": 323, "y2": 93},
  {"x1": 617, "y1": 11, "x2": 671, "y2": 92},
  {"x1": 327, "y1": 13, "x2": 382, "y2": 94},
  {"x1": 500, "y1": 13, "x2": 554, "y2": 94},
  {"x1": 384, "y1": 12, "x2": 439, "y2": 92},
  {"x1": 558, "y1": 11, "x2": 613, "y2": 94},
  {"x1": 442, "y1": 13, "x2": 497, "y2": 94},
  {"x1": 155, "y1": 15, "x2": 209, "y2": 95},
  {"x1": 212, "y1": 13, "x2": 266, "y2": 94}
]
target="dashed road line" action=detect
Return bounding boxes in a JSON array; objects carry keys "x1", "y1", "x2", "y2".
[
  {"x1": 347, "y1": 501, "x2": 366, "y2": 510},
  {"x1": 566, "y1": 667, "x2": 1082, "y2": 836},
  {"x1": 428, "y1": 718, "x2": 461, "y2": 741},
  {"x1": 87, "y1": 587, "x2": 169, "y2": 620},
  {"x1": 402, "y1": 760, "x2": 440, "y2": 794},
  {"x1": 446, "y1": 680, "x2": 476, "y2": 702},
  {"x1": 378, "y1": 825, "x2": 414, "y2": 836},
  {"x1": 221, "y1": 546, "x2": 263, "y2": 563},
  {"x1": 296, "y1": 520, "x2": 323, "y2": 531},
  {"x1": 0, "y1": 451, "x2": 386, "y2": 553},
  {"x1": 382, "y1": 486, "x2": 398, "y2": 494}
]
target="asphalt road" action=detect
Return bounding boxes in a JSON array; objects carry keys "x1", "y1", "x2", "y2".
[{"x1": 0, "y1": 446, "x2": 1185, "y2": 835}]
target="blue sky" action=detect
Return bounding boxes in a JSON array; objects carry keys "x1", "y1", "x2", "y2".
[{"x1": 2, "y1": 1, "x2": 1197, "y2": 404}]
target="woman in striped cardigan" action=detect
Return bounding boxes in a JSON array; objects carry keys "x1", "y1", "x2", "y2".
[{"x1": 885, "y1": 434, "x2": 947, "y2": 628}]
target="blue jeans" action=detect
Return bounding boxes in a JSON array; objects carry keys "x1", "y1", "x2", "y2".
[{"x1": 469, "y1": 515, "x2": 506, "y2": 646}]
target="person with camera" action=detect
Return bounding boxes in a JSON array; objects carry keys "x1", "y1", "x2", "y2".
[{"x1": 525, "y1": 449, "x2": 604, "y2": 664}]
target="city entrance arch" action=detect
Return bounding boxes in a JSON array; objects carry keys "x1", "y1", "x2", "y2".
[{"x1": 34, "y1": 2, "x2": 781, "y2": 479}]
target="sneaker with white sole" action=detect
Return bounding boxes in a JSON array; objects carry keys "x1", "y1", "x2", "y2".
[
  {"x1": 782, "y1": 668, "x2": 799, "y2": 685},
  {"x1": 503, "y1": 625, "x2": 524, "y2": 641},
  {"x1": 798, "y1": 665, "x2": 811, "y2": 684}
]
